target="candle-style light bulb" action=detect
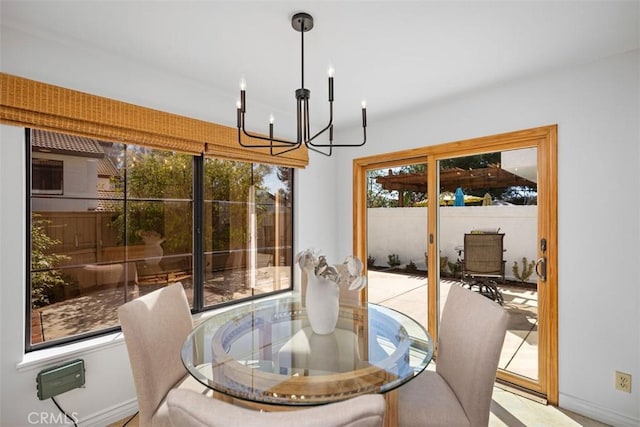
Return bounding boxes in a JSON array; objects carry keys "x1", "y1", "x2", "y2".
[
  {"x1": 327, "y1": 65, "x2": 335, "y2": 78},
  {"x1": 239, "y1": 79, "x2": 246, "y2": 113},
  {"x1": 328, "y1": 65, "x2": 335, "y2": 102},
  {"x1": 269, "y1": 114, "x2": 274, "y2": 139},
  {"x1": 361, "y1": 100, "x2": 367, "y2": 128},
  {"x1": 236, "y1": 100, "x2": 241, "y2": 109}
]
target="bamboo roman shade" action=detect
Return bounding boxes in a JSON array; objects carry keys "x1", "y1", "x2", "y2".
[{"x1": 0, "y1": 73, "x2": 308, "y2": 168}]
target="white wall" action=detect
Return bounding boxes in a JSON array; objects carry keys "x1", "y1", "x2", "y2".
[
  {"x1": 368, "y1": 206, "x2": 538, "y2": 281},
  {"x1": 329, "y1": 50, "x2": 640, "y2": 425},
  {"x1": 1, "y1": 16, "x2": 638, "y2": 427}
]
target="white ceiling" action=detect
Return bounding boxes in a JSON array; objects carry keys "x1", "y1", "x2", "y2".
[{"x1": 2, "y1": 1, "x2": 639, "y2": 132}]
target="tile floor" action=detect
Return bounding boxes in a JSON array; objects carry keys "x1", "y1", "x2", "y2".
[{"x1": 490, "y1": 386, "x2": 608, "y2": 426}]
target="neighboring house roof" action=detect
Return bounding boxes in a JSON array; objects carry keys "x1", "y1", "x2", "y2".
[
  {"x1": 97, "y1": 157, "x2": 120, "y2": 178},
  {"x1": 31, "y1": 129, "x2": 105, "y2": 159},
  {"x1": 96, "y1": 189, "x2": 123, "y2": 212}
]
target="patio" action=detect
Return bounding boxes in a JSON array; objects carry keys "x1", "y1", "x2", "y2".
[
  {"x1": 32, "y1": 265, "x2": 292, "y2": 344},
  {"x1": 366, "y1": 269, "x2": 539, "y2": 380}
]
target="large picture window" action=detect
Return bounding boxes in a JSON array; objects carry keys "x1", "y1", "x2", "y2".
[{"x1": 28, "y1": 129, "x2": 294, "y2": 349}]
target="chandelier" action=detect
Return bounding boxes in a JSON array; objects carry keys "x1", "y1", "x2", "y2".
[{"x1": 237, "y1": 12, "x2": 367, "y2": 157}]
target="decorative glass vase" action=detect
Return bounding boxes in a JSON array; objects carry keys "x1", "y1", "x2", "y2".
[{"x1": 305, "y1": 274, "x2": 340, "y2": 335}]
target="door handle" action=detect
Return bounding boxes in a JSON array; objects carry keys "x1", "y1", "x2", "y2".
[{"x1": 535, "y1": 257, "x2": 547, "y2": 282}]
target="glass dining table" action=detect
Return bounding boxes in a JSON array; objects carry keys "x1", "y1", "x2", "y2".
[{"x1": 181, "y1": 294, "x2": 433, "y2": 426}]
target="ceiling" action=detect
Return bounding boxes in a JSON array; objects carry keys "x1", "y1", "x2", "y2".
[{"x1": 2, "y1": 1, "x2": 638, "y2": 134}]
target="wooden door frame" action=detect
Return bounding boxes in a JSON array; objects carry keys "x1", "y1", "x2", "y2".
[{"x1": 353, "y1": 125, "x2": 558, "y2": 404}]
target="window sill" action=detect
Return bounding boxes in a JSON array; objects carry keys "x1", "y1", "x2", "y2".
[{"x1": 17, "y1": 332, "x2": 125, "y2": 373}]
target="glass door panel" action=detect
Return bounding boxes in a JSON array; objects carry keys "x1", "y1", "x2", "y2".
[
  {"x1": 366, "y1": 163, "x2": 429, "y2": 330},
  {"x1": 437, "y1": 148, "x2": 539, "y2": 382}
]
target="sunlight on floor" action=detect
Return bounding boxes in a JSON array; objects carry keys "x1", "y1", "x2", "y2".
[
  {"x1": 490, "y1": 387, "x2": 609, "y2": 426},
  {"x1": 108, "y1": 386, "x2": 610, "y2": 427}
]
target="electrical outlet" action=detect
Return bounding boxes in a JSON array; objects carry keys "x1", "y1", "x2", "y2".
[{"x1": 615, "y1": 371, "x2": 631, "y2": 393}]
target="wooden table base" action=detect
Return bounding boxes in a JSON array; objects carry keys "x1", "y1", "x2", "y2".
[{"x1": 213, "y1": 390, "x2": 399, "y2": 427}]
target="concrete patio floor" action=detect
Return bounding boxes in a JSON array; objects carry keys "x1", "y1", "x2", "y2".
[{"x1": 367, "y1": 269, "x2": 539, "y2": 380}]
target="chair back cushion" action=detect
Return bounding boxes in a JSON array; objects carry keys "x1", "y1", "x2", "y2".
[
  {"x1": 167, "y1": 389, "x2": 385, "y2": 427},
  {"x1": 118, "y1": 283, "x2": 193, "y2": 426},
  {"x1": 463, "y1": 233, "x2": 505, "y2": 276},
  {"x1": 436, "y1": 285, "x2": 509, "y2": 426}
]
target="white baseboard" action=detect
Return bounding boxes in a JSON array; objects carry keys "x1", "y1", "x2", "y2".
[
  {"x1": 559, "y1": 393, "x2": 640, "y2": 427},
  {"x1": 80, "y1": 398, "x2": 138, "y2": 427}
]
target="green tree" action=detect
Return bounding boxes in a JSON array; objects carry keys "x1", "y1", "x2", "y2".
[
  {"x1": 367, "y1": 165, "x2": 429, "y2": 207},
  {"x1": 31, "y1": 214, "x2": 69, "y2": 308},
  {"x1": 110, "y1": 148, "x2": 194, "y2": 255},
  {"x1": 125, "y1": 149, "x2": 193, "y2": 254},
  {"x1": 440, "y1": 153, "x2": 500, "y2": 170},
  {"x1": 367, "y1": 169, "x2": 397, "y2": 207},
  {"x1": 111, "y1": 149, "x2": 273, "y2": 256},
  {"x1": 204, "y1": 159, "x2": 269, "y2": 251}
]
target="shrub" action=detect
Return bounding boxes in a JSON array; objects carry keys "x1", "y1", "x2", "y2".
[
  {"x1": 31, "y1": 214, "x2": 70, "y2": 308},
  {"x1": 387, "y1": 253, "x2": 401, "y2": 268},
  {"x1": 367, "y1": 255, "x2": 376, "y2": 268},
  {"x1": 513, "y1": 257, "x2": 535, "y2": 283},
  {"x1": 405, "y1": 260, "x2": 418, "y2": 272}
]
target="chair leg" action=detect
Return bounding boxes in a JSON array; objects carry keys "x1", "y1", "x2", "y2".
[
  {"x1": 483, "y1": 280, "x2": 504, "y2": 305},
  {"x1": 461, "y1": 277, "x2": 504, "y2": 304},
  {"x1": 465, "y1": 279, "x2": 504, "y2": 305}
]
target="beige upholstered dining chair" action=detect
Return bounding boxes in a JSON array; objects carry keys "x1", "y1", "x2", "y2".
[
  {"x1": 167, "y1": 388, "x2": 386, "y2": 427},
  {"x1": 398, "y1": 285, "x2": 509, "y2": 427},
  {"x1": 118, "y1": 282, "x2": 208, "y2": 427}
]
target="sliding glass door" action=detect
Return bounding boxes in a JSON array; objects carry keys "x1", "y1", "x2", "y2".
[{"x1": 354, "y1": 126, "x2": 557, "y2": 402}]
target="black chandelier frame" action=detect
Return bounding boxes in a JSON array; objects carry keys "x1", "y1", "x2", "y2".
[{"x1": 237, "y1": 12, "x2": 367, "y2": 157}]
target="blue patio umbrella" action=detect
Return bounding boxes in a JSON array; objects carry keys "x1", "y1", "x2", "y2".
[{"x1": 454, "y1": 187, "x2": 465, "y2": 206}]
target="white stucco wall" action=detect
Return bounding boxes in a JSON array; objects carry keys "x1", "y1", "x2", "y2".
[
  {"x1": 0, "y1": 15, "x2": 638, "y2": 427},
  {"x1": 368, "y1": 206, "x2": 537, "y2": 281}
]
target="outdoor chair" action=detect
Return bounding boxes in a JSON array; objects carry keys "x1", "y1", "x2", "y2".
[
  {"x1": 461, "y1": 233, "x2": 506, "y2": 304},
  {"x1": 397, "y1": 285, "x2": 509, "y2": 426},
  {"x1": 167, "y1": 388, "x2": 386, "y2": 427},
  {"x1": 118, "y1": 282, "x2": 209, "y2": 427}
]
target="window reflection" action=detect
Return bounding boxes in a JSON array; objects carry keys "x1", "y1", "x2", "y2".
[{"x1": 202, "y1": 161, "x2": 292, "y2": 307}]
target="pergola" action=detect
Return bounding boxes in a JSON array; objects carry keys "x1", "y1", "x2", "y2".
[{"x1": 375, "y1": 164, "x2": 536, "y2": 206}]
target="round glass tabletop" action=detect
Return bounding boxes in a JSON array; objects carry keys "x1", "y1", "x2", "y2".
[{"x1": 181, "y1": 295, "x2": 433, "y2": 406}]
